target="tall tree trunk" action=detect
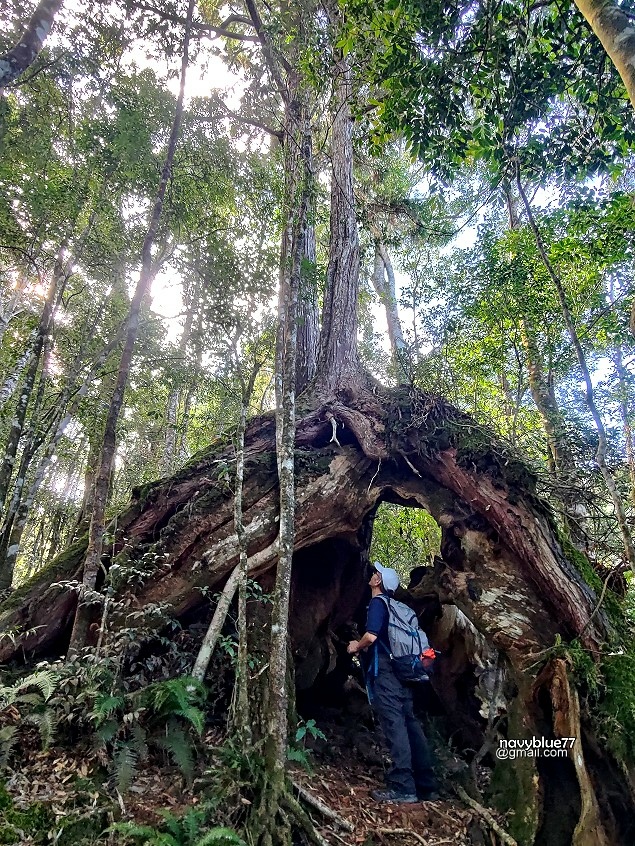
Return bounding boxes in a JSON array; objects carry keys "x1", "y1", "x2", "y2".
[
  {"x1": 370, "y1": 240, "x2": 407, "y2": 381},
  {"x1": 572, "y1": 0, "x2": 635, "y2": 110},
  {"x1": 613, "y1": 345, "x2": 635, "y2": 506},
  {"x1": 162, "y1": 279, "x2": 200, "y2": 473},
  {"x1": 0, "y1": 246, "x2": 66, "y2": 516},
  {"x1": 504, "y1": 182, "x2": 585, "y2": 545},
  {"x1": 67, "y1": 0, "x2": 196, "y2": 654},
  {"x1": 0, "y1": 330, "x2": 37, "y2": 409},
  {"x1": 516, "y1": 173, "x2": 635, "y2": 575},
  {"x1": 317, "y1": 51, "x2": 361, "y2": 389},
  {"x1": 0, "y1": 273, "x2": 29, "y2": 347},
  {"x1": 295, "y1": 181, "x2": 318, "y2": 393},
  {"x1": 0, "y1": 333, "x2": 54, "y2": 587},
  {"x1": 259, "y1": 84, "x2": 307, "y2": 846},
  {"x1": 0, "y1": 328, "x2": 126, "y2": 585},
  {"x1": 234, "y1": 362, "x2": 261, "y2": 744},
  {"x1": 0, "y1": 0, "x2": 64, "y2": 89}
]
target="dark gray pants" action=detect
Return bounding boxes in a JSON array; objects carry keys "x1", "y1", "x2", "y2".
[{"x1": 372, "y1": 657, "x2": 437, "y2": 795}]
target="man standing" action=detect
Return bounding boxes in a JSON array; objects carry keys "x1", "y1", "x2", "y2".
[{"x1": 347, "y1": 562, "x2": 439, "y2": 804}]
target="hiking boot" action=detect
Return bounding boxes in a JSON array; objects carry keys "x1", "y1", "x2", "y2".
[{"x1": 370, "y1": 788, "x2": 418, "y2": 804}]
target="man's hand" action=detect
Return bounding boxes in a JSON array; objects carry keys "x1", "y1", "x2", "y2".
[{"x1": 347, "y1": 640, "x2": 360, "y2": 654}]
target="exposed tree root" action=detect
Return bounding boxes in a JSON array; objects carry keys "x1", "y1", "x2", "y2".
[{"x1": 248, "y1": 777, "x2": 338, "y2": 846}]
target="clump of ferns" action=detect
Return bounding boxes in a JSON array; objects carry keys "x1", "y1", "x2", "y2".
[
  {"x1": 91, "y1": 676, "x2": 207, "y2": 793},
  {"x1": 0, "y1": 668, "x2": 58, "y2": 768}
]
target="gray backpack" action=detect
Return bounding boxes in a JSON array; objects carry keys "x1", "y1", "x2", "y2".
[{"x1": 376, "y1": 595, "x2": 435, "y2": 683}]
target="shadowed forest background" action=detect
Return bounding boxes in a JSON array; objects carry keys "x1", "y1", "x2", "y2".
[{"x1": 0, "y1": 0, "x2": 635, "y2": 844}]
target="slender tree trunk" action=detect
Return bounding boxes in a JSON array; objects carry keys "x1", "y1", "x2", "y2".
[
  {"x1": 0, "y1": 253, "x2": 63, "y2": 516},
  {"x1": 162, "y1": 281, "x2": 199, "y2": 473},
  {"x1": 261, "y1": 85, "x2": 308, "y2": 841},
  {"x1": 234, "y1": 363, "x2": 261, "y2": 744},
  {"x1": 0, "y1": 331, "x2": 37, "y2": 409},
  {"x1": 516, "y1": 173, "x2": 635, "y2": 575},
  {"x1": 317, "y1": 51, "x2": 361, "y2": 389},
  {"x1": 191, "y1": 565, "x2": 241, "y2": 681},
  {"x1": 613, "y1": 345, "x2": 635, "y2": 506},
  {"x1": 295, "y1": 180, "x2": 318, "y2": 393},
  {"x1": 0, "y1": 329, "x2": 125, "y2": 584},
  {"x1": 67, "y1": 0, "x2": 196, "y2": 654},
  {"x1": 0, "y1": 273, "x2": 29, "y2": 346},
  {"x1": 370, "y1": 241, "x2": 407, "y2": 381},
  {"x1": 0, "y1": 0, "x2": 64, "y2": 89}
]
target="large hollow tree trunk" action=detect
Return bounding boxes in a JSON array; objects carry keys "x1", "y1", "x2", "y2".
[{"x1": 1, "y1": 381, "x2": 630, "y2": 843}]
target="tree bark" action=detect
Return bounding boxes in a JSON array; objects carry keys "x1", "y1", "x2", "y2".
[
  {"x1": 370, "y1": 241, "x2": 407, "y2": 381},
  {"x1": 317, "y1": 50, "x2": 361, "y2": 389},
  {"x1": 191, "y1": 564, "x2": 241, "y2": 682},
  {"x1": 295, "y1": 207, "x2": 318, "y2": 394},
  {"x1": 0, "y1": 0, "x2": 64, "y2": 89},
  {"x1": 67, "y1": 0, "x2": 196, "y2": 653},
  {"x1": 572, "y1": 0, "x2": 635, "y2": 111},
  {"x1": 0, "y1": 332, "x2": 37, "y2": 410}
]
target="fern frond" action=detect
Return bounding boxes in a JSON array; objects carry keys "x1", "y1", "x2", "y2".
[
  {"x1": 91, "y1": 693, "x2": 125, "y2": 724},
  {"x1": 108, "y1": 821, "x2": 180, "y2": 844},
  {"x1": 194, "y1": 828, "x2": 247, "y2": 846},
  {"x1": 0, "y1": 725, "x2": 18, "y2": 768},
  {"x1": 130, "y1": 723, "x2": 149, "y2": 761},
  {"x1": 14, "y1": 692, "x2": 45, "y2": 707},
  {"x1": 24, "y1": 709, "x2": 54, "y2": 749},
  {"x1": 179, "y1": 705, "x2": 204, "y2": 736},
  {"x1": 16, "y1": 669, "x2": 58, "y2": 701},
  {"x1": 153, "y1": 724, "x2": 194, "y2": 785},
  {"x1": 95, "y1": 717, "x2": 119, "y2": 744},
  {"x1": 113, "y1": 741, "x2": 138, "y2": 793}
]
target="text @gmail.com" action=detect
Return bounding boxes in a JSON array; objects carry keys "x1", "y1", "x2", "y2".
[{"x1": 496, "y1": 737, "x2": 577, "y2": 760}]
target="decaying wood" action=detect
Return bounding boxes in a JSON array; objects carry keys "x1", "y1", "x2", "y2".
[
  {"x1": 0, "y1": 380, "x2": 626, "y2": 844},
  {"x1": 0, "y1": 384, "x2": 609, "y2": 666},
  {"x1": 534, "y1": 659, "x2": 609, "y2": 846}
]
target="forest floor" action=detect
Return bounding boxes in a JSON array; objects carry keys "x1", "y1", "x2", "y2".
[{"x1": 1, "y1": 712, "x2": 508, "y2": 846}]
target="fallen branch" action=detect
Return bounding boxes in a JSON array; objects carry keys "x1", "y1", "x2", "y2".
[
  {"x1": 455, "y1": 785, "x2": 518, "y2": 846},
  {"x1": 283, "y1": 791, "x2": 332, "y2": 846},
  {"x1": 291, "y1": 780, "x2": 354, "y2": 831}
]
